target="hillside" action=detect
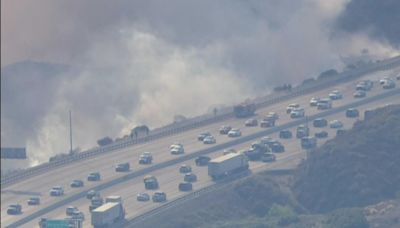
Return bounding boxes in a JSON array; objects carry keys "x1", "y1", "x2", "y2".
[{"x1": 293, "y1": 104, "x2": 400, "y2": 213}]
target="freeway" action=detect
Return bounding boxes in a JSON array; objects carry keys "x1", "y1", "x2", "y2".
[
  {"x1": 21, "y1": 92, "x2": 400, "y2": 228},
  {"x1": 1, "y1": 66, "x2": 399, "y2": 227}
]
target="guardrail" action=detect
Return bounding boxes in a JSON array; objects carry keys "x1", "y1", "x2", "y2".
[
  {"x1": 2, "y1": 56, "x2": 400, "y2": 188},
  {"x1": 6, "y1": 88, "x2": 400, "y2": 228}
]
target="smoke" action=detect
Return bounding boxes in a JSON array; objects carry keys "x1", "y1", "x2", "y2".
[{"x1": 1, "y1": 0, "x2": 400, "y2": 165}]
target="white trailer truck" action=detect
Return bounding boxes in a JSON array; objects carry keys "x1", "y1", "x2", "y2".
[
  {"x1": 91, "y1": 201, "x2": 125, "y2": 228},
  {"x1": 208, "y1": 153, "x2": 249, "y2": 179}
]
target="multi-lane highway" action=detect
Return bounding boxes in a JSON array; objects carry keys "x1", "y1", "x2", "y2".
[{"x1": 1, "y1": 64, "x2": 400, "y2": 227}]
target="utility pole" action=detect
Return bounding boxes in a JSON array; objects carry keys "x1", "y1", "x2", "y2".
[{"x1": 69, "y1": 110, "x2": 73, "y2": 155}]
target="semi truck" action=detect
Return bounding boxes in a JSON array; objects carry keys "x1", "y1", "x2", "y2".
[
  {"x1": 91, "y1": 201, "x2": 125, "y2": 228},
  {"x1": 208, "y1": 153, "x2": 249, "y2": 179}
]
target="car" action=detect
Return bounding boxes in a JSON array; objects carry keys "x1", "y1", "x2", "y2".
[
  {"x1": 317, "y1": 98, "x2": 332, "y2": 110},
  {"x1": 346, "y1": 108, "x2": 359, "y2": 118},
  {"x1": 315, "y1": 131, "x2": 328, "y2": 138},
  {"x1": 70, "y1": 210, "x2": 85, "y2": 220},
  {"x1": 261, "y1": 153, "x2": 276, "y2": 162},
  {"x1": 219, "y1": 126, "x2": 232, "y2": 134},
  {"x1": 27, "y1": 197, "x2": 40, "y2": 205},
  {"x1": 66, "y1": 206, "x2": 79, "y2": 216},
  {"x1": 136, "y1": 193, "x2": 150, "y2": 202},
  {"x1": 379, "y1": 77, "x2": 391, "y2": 85},
  {"x1": 313, "y1": 118, "x2": 328, "y2": 128},
  {"x1": 270, "y1": 142, "x2": 285, "y2": 153},
  {"x1": 170, "y1": 143, "x2": 183, "y2": 149},
  {"x1": 152, "y1": 191, "x2": 167, "y2": 202},
  {"x1": 286, "y1": 103, "x2": 300, "y2": 114},
  {"x1": 382, "y1": 79, "x2": 396, "y2": 89},
  {"x1": 203, "y1": 135, "x2": 216, "y2": 144},
  {"x1": 49, "y1": 186, "x2": 64, "y2": 196},
  {"x1": 184, "y1": 173, "x2": 198, "y2": 182},
  {"x1": 227, "y1": 128, "x2": 242, "y2": 137},
  {"x1": 296, "y1": 125, "x2": 310, "y2": 139},
  {"x1": 279, "y1": 130, "x2": 292, "y2": 139},
  {"x1": 89, "y1": 196, "x2": 104, "y2": 211},
  {"x1": 170, "y1": 144, "x2": 184, "y2": 155},
  {"x1": 245, "y1": 118, "x2": 258, "y2": 127},
  {"x1": 198, "y1": 132, "x2": 211, "y2": 141},
  {"x1": 115, "y1": 162, "x2": 130, "y2": 172},
  {"x1": 179, "y1": 182, "x2": 193, "y2": 191},
  {"x1": 329, "y1": 120, "x2": 343, "y2": 128},
  {"x1": 87, "y1": 172, "x2": 101, "y2": 181},
  {"x1": 260, "y1": 136, "x2": 274, "y2": 145},
  {"x1": 7, "y1": 204, "x2": 22, "y2": 215},
  {"x1": 70, "y1": 179, "x2": 84, "y2": 188},
  {"x1": 356, "y1": 80, "x2": 373, "y2": 91},
  {"x1": 139, "y1": 152, "x2": 153, "y2": 164},
  {"x1": 290, "y1": 108, "x2": 305, "y2": 118},
  {"x1": 353, "y1": 90, "x2": 366, "y2": 98},
  {"x1": 265, "y1": 112, "x2": 279, "y2": 120},
  {"x1": 143, "y1": 175, "x2": 159, "y2": 190},
  {"x1": 179, "y1": 164, "x2": 192, "y2": 173},
  {"x1": 397, "y1": 75, "x2": 400, "y2": 81},
  {"x1": 329, "y1": 90, "x2": 343, "y2": 100},
  {"x1": 195, "y1": 156, "x2": 211, "y2": 166},
  {"x1": 309, "y1": 97, "x2": 320, "y2": 107},
  {"x1": 301, "y1": 136, "x2": 317, "y2": 149},
  {"x1": 86, "y1": 190, "x2": 99, "y2": 199},
  {"x1": 336, "y1": 129, "x2": 346, "y2": 136},
  {"x1": 260, "y1": 119, "x2": 275, "y2": 128}
]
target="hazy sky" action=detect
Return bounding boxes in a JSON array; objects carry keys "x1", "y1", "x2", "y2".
[{"x1": 2, "y1": 0, "x2": 399, "y2": 165}]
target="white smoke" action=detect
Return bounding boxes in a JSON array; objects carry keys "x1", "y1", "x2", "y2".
[{"x1": 2, "y1": 0, "x2": 400, "y2": 166}]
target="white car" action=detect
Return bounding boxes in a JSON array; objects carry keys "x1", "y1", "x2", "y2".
[
  {"x1": 286, "y1": 103, "x2": 300, "y2": 114},
  {"x1": 227, "y1": 128, "x2": 242, "y2": 137},
  {"x1": 170, "y1": 144, "x2": 184, "y2": 155},
  {"x1": 50, "y1": 186, "x2": 64, "y2": 196},
  {"x1": 170, "y1": 143, "x2": 183, "y2": 149},
  {"x1": 290, "y1": 108, "x2": 305, "y2": 118},
  {"x1": 329, "y1": 90, "x2": 343, "y2": 100},
  {"x1": 382, "y1": 79, "x2": 396, "y2": 89},
  {"x1": 203, "y1": 136, "x2": 216, "y2": 144},
  {"x1": 329, "y1": 120, "x2": 343, "y2": 129},
  {"x1": 137, "y1": 193, "x2": 150, "y2": 201},
  {"x1": 309, "y1": 97, "x2": 320, "y2": 107},
  {"x1": 317, "y1": 98, "x2": 332, "y2": 110}
]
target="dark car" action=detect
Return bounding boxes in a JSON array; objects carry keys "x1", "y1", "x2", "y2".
[
  {"x1": 70, "y1": 180, "x2": 84, "y2": 188},
  {"x1": 7, "y1": 204, "x2": 22, "y2": 215},
  {"x1": 219, "y1": 126, "x2": 232, "y2": 134},
  {"x1": 279, "y1": 130, "x2": 292, "y2": 139},
  {"x1": 27, "y1": 197, "x2": 40, "y2": 205},
  {"x1": 195, "y1": 156, "x2": 211, "y2": 166},
  {"x1": 152, "y1": 192, "x2": 167, "y2": 202},
  {"x1": 178, "y1": 182, "x2": 193, "y2": 191},
  {"x1": 346, "y1": 108, "x2": 359, "y2": 118},
  {"x1": 115, "y1": 162, "x2": 130, "y2": 172},
  {"x1": 313, "y1": 118, "x2": 328, "y2": 128},
  {"x1": 144, "y1": 175, "x2": 159, "y2": 190},
  {"x1": 245, "y1": 118, "x2": 258, "y2": 127},
  {"x1": 184, "y1": 173, "x2": 198, "y2": 182},
  {"x1": 198, "y1": 132, "x2": 211, "y2": 141},
  {"x1": 86, "y1": 190, "x2": 99, "y2": 199},
  {"x1": 87, "y1": 172, "x2": 101, "y2": 181},
  {"x1": 270, "y1": 142, "x2": 285, "y2": 153},
  {"x1": 315, "y1": 131, "x2": 328, "y2": 138},
  {"x1": 179, "y1": 164, "x2": 192, "y2": 173}
]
